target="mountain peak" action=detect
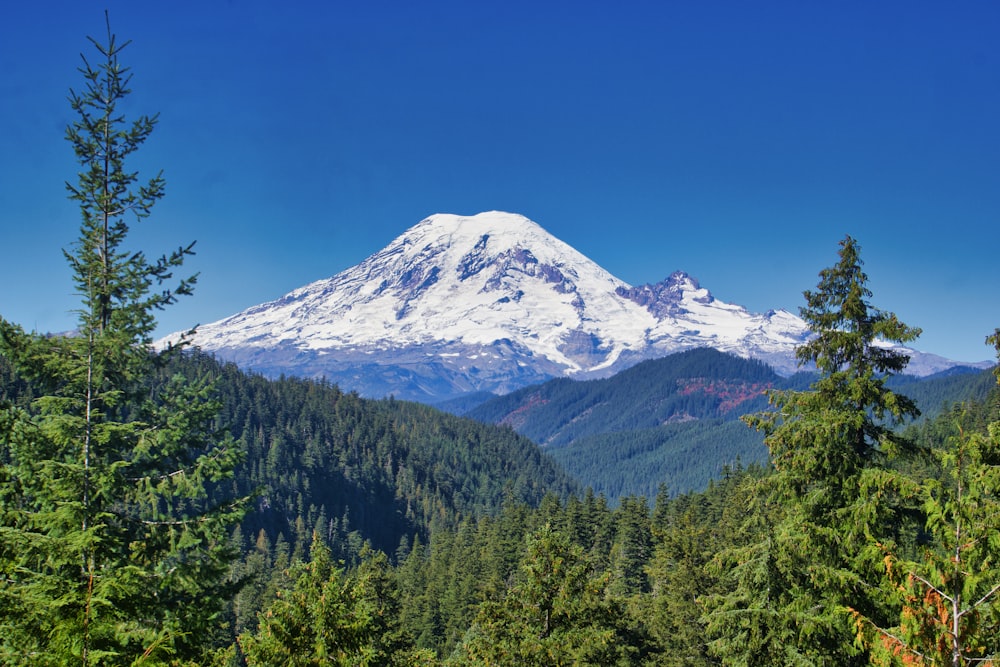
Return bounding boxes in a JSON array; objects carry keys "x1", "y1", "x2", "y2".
[
  {"x1": 161, "y1": 212, "x2": 826, "y2": 400},
  {"x1": 615, "y1": 270, "x2": 714, "y2": 318},
  {"x1": 421, "y1": 210, "x2": 537, "y2": 230},
  {"x1": 401, "y1": 212, "x2": 553, "y2": 256}
]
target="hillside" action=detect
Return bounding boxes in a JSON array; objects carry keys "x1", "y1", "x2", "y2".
[
  {"x1": 468, "y1": 348, "x2": 777, "y2": 445},
  {"x1": 465, "y1": 349, "x2": 776, "y2": 497},
  {"x1": 1, "y1": 350, "x2": 578, "y2": 558},
  {"x1": 466, "y1": 348, "x2": 996, "y2": 499},
  {"x1": 889, "y1": 365, "x2": 997, "y2": 418}
]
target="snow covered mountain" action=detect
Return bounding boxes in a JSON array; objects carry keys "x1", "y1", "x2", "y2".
[{"x1": 165, "y1": 212, "x2": 975, "y2": 400}]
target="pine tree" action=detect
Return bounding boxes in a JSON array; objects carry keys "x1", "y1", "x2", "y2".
[
  {"x1": 731, "y1": 235, "x2": 923, "y2": 663},
  {"x1": 0, "y1": 14, "x2": 245, "y2": 665},
  {"x1": 455, "y1": 523, "x2": 645, "y2": 666},
  {"x1": 650, "y1": 473, "x2": 760, "y2": 666},
  {"x1": 854, "y1": 330, "x2": 1000, "y2": 666},
  {"x1": 239, "y1": 537, "x2": 432, "y2": 666},
  {"x1": 608, "y1": 496, "x2": 652, "y2": 596}
]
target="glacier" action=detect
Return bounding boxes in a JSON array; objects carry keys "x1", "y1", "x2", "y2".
[{"x1": 160, "y1": 211, "x2": 981, "y2": 401}]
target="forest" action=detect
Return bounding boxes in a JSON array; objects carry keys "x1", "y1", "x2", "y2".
[
  {"x1": 2, "y1": 18, "x2": 1000, "y2": 667},
  {"x1": 461, "y1": 348, "x2": 995, "y2": 500}
]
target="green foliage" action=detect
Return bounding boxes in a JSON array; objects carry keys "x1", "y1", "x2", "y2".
[
  {"x1": 185, "y1": 351, "x2": 578, "y2": 561},
  {"x1": 469, "y1": 348, "x2": 778, "y2": 499},
  {"x1": 470, "y1": 345, "x2": 987, "y2": 502},
  {"x1": 239, "y1": 537, "x2": 433, "y2": 666},
  {"x1": 549, "y1": 418, "x2": 766, "y2": 500},
  {"x1": 747, "y1": 236, "x2": 921, "y2": 483},
  {"x1": 855, "y1": 331, "x2": 1000, "y2": 666},
  {"x1": 470, "y1": 348, "x2": 778, "y2": 447},
  {"x1": 703, "y1": 476, "x2": 821, "y2": 666},
  {"x1": 644, "y1": 467, "x2": 763, "y2": 666},
  {"x1": 889, "y1": 368, "x2": 996, "y2": 423},
  {"x1": 607, "y1": 496, "x2": 653, "y2": 596},
  {"x1": 1, "y1": 344, "x2": 580, "y2": 654},
  {"x1": 453, "y1": 523, "x2": 647, "y2": 666},
  {"x1": 736, "y1": 235, "x2": 923, "y2": 664},
  {"x1": 0, "y1": 15, "x2": 244, "y2": 664}
]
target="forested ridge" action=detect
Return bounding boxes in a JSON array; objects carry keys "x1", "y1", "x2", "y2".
[
  {"x1": 1, "y1": 349, "x2": 578, "y2": 556},
  {"x1": 468, "y1": 348, "x2": 780, "y2": 445},
  {"x1": 164, "y1": 351, "x2": 578, "y2": 557},
  {"x1": 465, "y1": 347, "x2": 994, "y2": 500}
]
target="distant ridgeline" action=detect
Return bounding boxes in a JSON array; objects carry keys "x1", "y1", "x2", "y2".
[{"x1": 463, "y1": 348, "x2": 996, "y2": 499}]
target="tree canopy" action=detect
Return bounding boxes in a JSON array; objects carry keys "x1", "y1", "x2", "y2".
[{"x1": 0, "y1": 15, "x2": 245, "y2": 665}]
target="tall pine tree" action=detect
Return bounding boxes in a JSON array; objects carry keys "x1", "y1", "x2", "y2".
[
  {"x1": 0, "y1": 14, "x2": 245, "y2": 665},
  {"x1": 854, "y1": 330, "x2": 1000, "y2": 666},
  {"x1": 725, "y1": 235, "x2": 923, "y2": 664}
]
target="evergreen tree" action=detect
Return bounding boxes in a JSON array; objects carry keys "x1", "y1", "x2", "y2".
[
  {"x1": 231, "y1": 530, "x2": 275, "y2": 635},
  {"x1": 648, "y1": 473, "x2": 759, "y2": 666},
  {"x1": 239, "y1": 538, "x2": 433, "y2": 666},
  {"x1": 455, "y1": 524, "x2": 646, "y2": 666},
  {"x1": 0, "y1": 14, "x2": 245, "y2": 665},
  {"x1": 732, "y1": 235, "x2": 923, "y2": 663},
  {"x1": 608, "y1": 496, "x2": 653, "y2": 596},
  {"x1": 703, "y1": 479, "x2": 802, "y2": 666},
  {"x1": 854, "y1": 330, "x2": 1000, "y2": 666}
]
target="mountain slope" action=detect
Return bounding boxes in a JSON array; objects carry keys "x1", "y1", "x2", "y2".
[
  {"x1": 468, "y1": 347, "x2": 778, "y2": 447},
  {"x1": 0, "y1": 349, "x2": 577, "y2": 557},
  {"x1": 202, "y1": 354, "x2": 578, "y2": 555},
  {"x1": 167, "y1": 211, "x2": 981, "y2": 401},
  {"x1": 466, "y1": 349, "x2": 996, "y2": 499},
  {"x1": 464, "y1": 348, "x2": 775, "y2": 497}
]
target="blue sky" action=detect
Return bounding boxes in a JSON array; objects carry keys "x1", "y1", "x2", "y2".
[{"x1": 2, "y1": 1, "x2": 998, "y2": 363}]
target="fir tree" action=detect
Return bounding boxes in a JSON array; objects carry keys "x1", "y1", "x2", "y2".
[
  {"x1": 854, "y1": 330, "x2": 1000, "y2": 666},
  {"x1": 0, "y1": 14, "x2": 245, "y2": 665},
  {"x1": 729, "y1": 235, "x2": 923, "y2": 664},
  {"x1": 455, "y1": 523, "x2": 646, "y2": 666},
  {"x1": 239, "y1": 538, "x2": 432, "y2": 666}
]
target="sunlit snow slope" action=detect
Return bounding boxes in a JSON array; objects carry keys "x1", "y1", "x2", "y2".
[{"x1": 165, "y1": 212, "x2": 969, "y2": 400}]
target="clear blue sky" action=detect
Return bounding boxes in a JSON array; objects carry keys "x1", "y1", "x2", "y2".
[{"x1": 2, "y1": 1, "x2": 998, "y2": 363}]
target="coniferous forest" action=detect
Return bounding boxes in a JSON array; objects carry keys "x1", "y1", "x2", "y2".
[{"x1": 3, "y1": 18, "x2": 1000, "y2": 667}]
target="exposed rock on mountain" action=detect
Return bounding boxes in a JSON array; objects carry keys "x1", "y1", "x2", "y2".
[{"x1": 164, "y1": 212, "x2": 973, "y2": 400}]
